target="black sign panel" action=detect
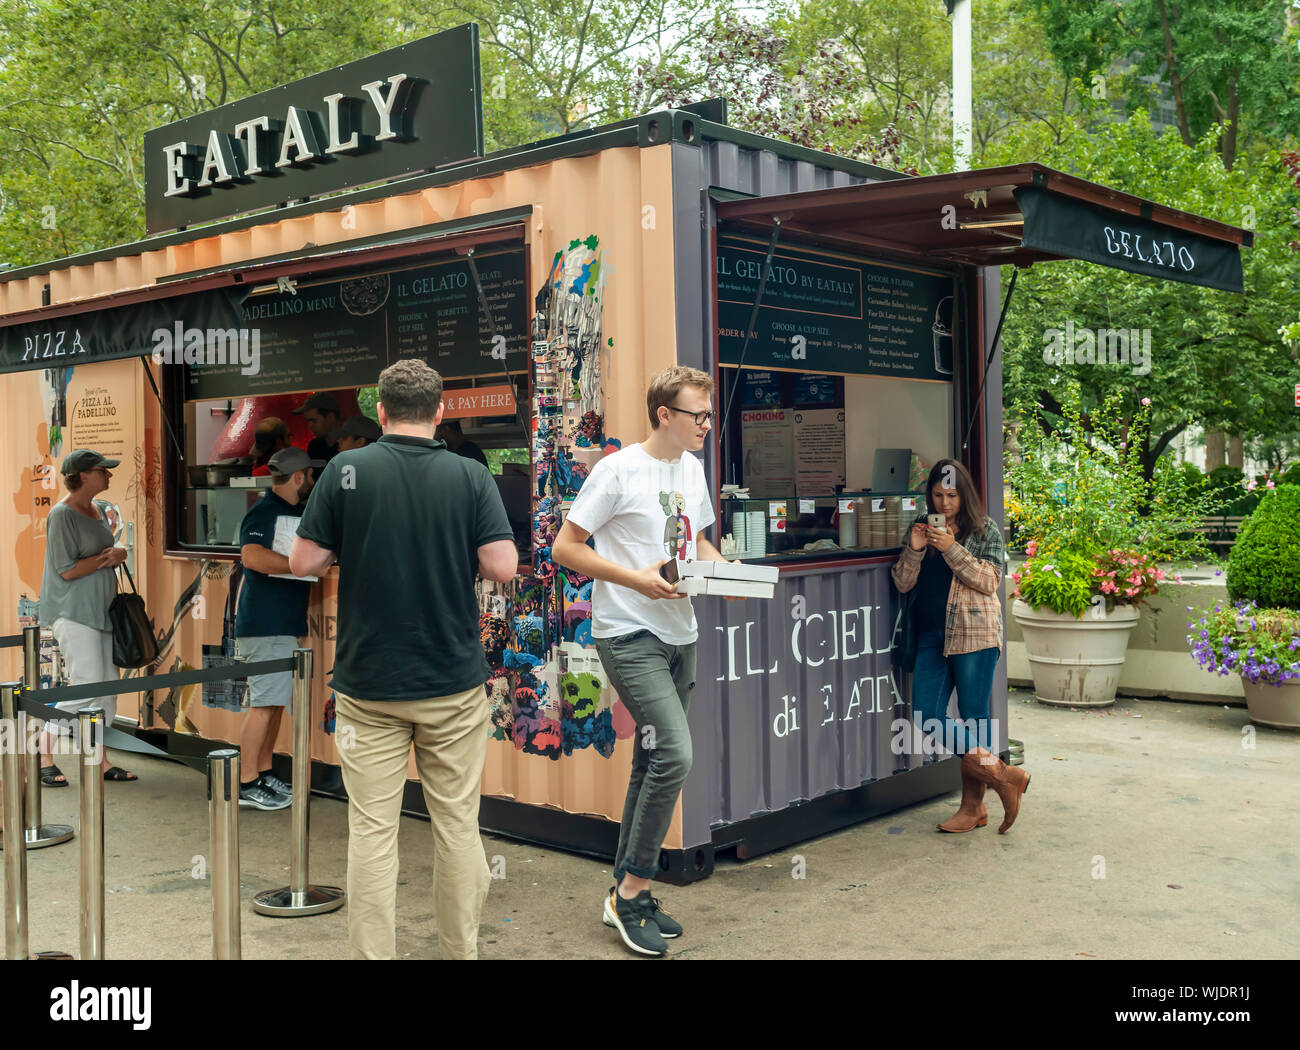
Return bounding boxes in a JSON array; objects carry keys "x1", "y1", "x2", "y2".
[
  {"x1": 1015, "y1": 186, "x2": 1245, "y2": 293},
  {"x1": 144, "y1": 26, "x2": 483, "y2": 234},
  {"x1": 717, "y1": 234, "x2": 955, "y2": 380},
  {"x1": 0, "y1": 288, "x2": 248, "y2": 375},
  {"x1": 185, "y1": 250, "x2": 528, "y2": 400}
]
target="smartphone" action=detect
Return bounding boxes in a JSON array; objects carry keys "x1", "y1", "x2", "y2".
[
  {"x1": 927, "y1": 513, "x2": 947, "y2": 531},
  {"x1": 659, "y1": 559, "x2": 680, "y2": 584}
]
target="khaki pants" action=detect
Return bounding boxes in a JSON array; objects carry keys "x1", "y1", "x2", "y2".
[{"x1": 333, "y1": 685, "x2": 492, "y2": 960}]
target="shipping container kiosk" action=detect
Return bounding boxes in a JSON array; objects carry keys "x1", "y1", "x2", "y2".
[{"x1": 0, "y1": 27, "x2": 1249, "y2": 882}]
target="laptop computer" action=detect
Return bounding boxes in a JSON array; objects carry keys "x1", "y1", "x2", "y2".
[{"x1": 872, "y1": 448, "x2": 913, "y2": 491}]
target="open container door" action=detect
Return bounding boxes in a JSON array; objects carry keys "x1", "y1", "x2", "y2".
[{"x1": 682, "y1": 164, "x2": 1249, "y2": 874}]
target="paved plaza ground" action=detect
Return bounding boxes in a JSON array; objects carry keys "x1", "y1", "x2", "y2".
[{"x1": 4, "y1": 685, "x2": 1296, "y2": 960}]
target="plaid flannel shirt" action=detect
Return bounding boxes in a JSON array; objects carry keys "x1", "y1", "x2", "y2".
[{"x1": 890, "y1": 514, "x2": 1006, "y2": 657}]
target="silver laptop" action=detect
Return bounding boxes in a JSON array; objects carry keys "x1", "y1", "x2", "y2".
[{"x1": 872, "y1": 448, "x2": 912, "y2": 491}]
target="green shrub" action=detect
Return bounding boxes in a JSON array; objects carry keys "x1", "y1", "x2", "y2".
[
  {"x1": 1227, "y1": 485, "x2": 1300, "y2": 609},
  {"x1": 1012, "y1": 550, "x2": 1099, "y2": 617}
]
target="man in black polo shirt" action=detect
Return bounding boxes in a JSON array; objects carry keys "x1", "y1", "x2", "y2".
[
  {"x1": 235, "y1": 446, "x2": 324, "y2": 811},
  {"x1": 291, "y1": 358, "x2": 518, "y2": 960}
]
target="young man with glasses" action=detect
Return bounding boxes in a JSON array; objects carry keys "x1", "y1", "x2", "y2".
[{"x1": 552, "y1": 365, "x2": 729, "y2": 957}]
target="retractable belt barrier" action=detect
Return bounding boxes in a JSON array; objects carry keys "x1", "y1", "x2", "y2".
[
  {"x1": 17, "y1": 659, "x2": 294, "y2": 766},
  {"x1": 1, "y1": 635, "x2": 332, "y2": 960}
]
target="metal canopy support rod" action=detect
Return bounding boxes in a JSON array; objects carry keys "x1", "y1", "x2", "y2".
[
  {"x1": 464, "y1": 247, "x2": 529, "y2": 437},
  {"x1": 719, "y1": 217, "x2": 783, "y2": 444},
  {"x1": 140, "y1": 355, "x2": 187, "y2": 463},
  {"x1": 21, "y1": 626, "x2": 74, "y2": 849},
  {"x1": 251, "y1": 649, "x2": 344, "y2": 918},
  {"x1": 961, "y1": 267, "x2": 1020, "y2": 454}
]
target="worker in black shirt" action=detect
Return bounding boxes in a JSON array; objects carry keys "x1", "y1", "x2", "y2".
[
  {"x1": 436, "y1": 418, "x2": 489, "y2": 468},
  {"x1": 331, "y1": 414, "x2": 382, "y2": 451},
  {"x1": 234, "y1": 446, "x2": 324, "y2": 811},
  {"x1": 294, "y1": 391, "x2": 342, "y2": 464}
]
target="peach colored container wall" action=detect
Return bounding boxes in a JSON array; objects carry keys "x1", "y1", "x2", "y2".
[{"x1": 1, "y1": 144, "x2": 686, "y2": 848}]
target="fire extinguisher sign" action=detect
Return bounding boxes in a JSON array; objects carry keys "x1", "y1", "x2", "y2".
[{"x1": 1295, "y1": 383, "x2": 1300, "y2": 407}]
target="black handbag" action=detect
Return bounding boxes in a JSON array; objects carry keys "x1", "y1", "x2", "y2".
[{"x1": 109, "y1": 563, "x2": 160, "y2": 669}]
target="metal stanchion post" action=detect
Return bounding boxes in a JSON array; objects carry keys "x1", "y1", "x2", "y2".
[
  {"x1": 253, "y1": 649, "x2": 344, "y2": 917},
  {"x1": 21, "y1": 625, "x2": 73, "y2": 849},
  {"x1": 208, "y1": 748, "x2": 241, "y2": 960},
  {"x1": 78, "y1": 707, "x2": 105, "y2": 960},
  {"x1": 3, "y1": 683, "x2": 29, "y2": 960}
]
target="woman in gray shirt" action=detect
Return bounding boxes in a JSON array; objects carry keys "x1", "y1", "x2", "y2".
[{"x1": 38, "y1": 449, "x2": 138, "y2": 783}]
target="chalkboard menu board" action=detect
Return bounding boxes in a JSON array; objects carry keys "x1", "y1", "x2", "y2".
[
  {"x1": 717, "y1": 233, "x2": 956, "y2": 381},
  {"x1": 186, "y1": 249, "x2": 527, "y2": 400}
]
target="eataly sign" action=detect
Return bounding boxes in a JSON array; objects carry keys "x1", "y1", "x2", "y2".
[{"x1": 162, "y1": 73, "x2": 414, "y2": 198}]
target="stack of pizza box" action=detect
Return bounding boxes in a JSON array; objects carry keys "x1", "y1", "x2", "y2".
[{"x1": 674, "y1": 559, "x2": 778, "y2": 599}]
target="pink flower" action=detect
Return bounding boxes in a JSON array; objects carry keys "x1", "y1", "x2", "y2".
[
  {"x1": 1125, "y1": 587, "x2": 1139, "y2": 597},
  {"x1": 1266, "y1": 480, "x2": 1275, "y2": 490},
  {"x1": 1246, "y1": 479, "x2": 1257, "y2": 491},
  {"x1": 1101, "y1": 581, "x2": 1117, "y2": 594},
  {"x1": 1174, "y1": 573, "x2": 1183, "y2": 583},
  {"x1": 1025, "y1": 540, "x2": 1038, "y2": 556},
  {"x1": 1012, "y1": 572, "x2": 1022, "y2": 583},
  {"x1": 1141, "y1": 397, "x2": 1152, "y2": 406}
]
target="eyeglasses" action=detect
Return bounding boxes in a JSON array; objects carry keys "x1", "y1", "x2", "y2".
[{"x1": 665, "y1": 406, "x2": 716, "y2": 426}]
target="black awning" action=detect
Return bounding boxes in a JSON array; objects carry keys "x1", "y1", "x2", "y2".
[
  {"x1": 1, "y1": 287, "x2": 249, "y2": 375},
  {"x1": 715, "y1": 163, "x2": 1250, "y2": 293},
  {"x1": 1014, "y1": 187, "x2": 1244, "y2": 293}
]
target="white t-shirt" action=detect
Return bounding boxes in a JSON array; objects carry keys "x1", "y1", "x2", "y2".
[{"x1": 565, "y1": 443, "x2": 716, "y2": 645}]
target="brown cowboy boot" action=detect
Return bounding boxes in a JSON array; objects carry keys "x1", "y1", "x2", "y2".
[
  {"x1": 937, "y1": 752, "x2": 989, "y2": 832},
  {"x1": 965, "y1": 747, "x2": 1031, "y2": 833}
]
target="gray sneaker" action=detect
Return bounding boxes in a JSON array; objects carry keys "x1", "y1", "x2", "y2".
[
  {"x1": 261, "y1": 772, "x2": 292, "y2": 801},
  {"x1": 239, "y1": 779, "x2": 291, "y2": 811}
]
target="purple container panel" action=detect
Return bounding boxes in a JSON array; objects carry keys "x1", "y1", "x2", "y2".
[{"x1": 689, "y1": 561, "x2": 909, "y2": 844}]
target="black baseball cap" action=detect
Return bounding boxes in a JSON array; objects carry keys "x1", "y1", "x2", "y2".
[
  {"x1": 267, "y1": 447, "x2": 326, "y2": 476},
  {"x1": 330, "y1": 416, "x2": 382, "y2": 443},
  {"x1": 293, "y1": 392, "x2": 341, "y2": 416},
  {"x1": 61, "y1": 449, "x2": 120, "y2": 476}
]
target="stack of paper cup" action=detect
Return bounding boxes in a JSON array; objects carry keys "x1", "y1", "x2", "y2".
[
  {"x1": 730, "y1": 510, "x2": 767, "y2": 559},
  {"x1": 838, "y1": 500, "x2": 857, "y2": 548},
  {"x1": 886, "y1": 496, "x2": 902, "y2": 547}
]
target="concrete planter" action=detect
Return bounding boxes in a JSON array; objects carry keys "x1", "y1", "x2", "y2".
[
  {"x1": 1240, "y1": 678, "x2": 1300, "y2": 731},
  {"x1": 1011, "y1": 598, "x2": 1140, "y2": 708}
]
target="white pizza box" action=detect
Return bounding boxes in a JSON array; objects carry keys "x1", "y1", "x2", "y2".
[
  {"x1": 678, "y1": 560, "x2": 778, "y2": 584},
  {"x1": 710, "y1": 560, "x2": 779, "y2": 584},
  {"x1": 674, "y1": 575, "x2": 774, "y2": 599},
  {"x1": 704, "y1": 578, "x2": 774, "y2": 599}
]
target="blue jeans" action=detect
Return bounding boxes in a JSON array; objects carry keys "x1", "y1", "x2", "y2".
[
  {"x1": 593, "y1": 630, "x2": 696, "y2": 882},
  {"x1": 911, "y1": 630, "x2": 1000, "y2": 758}
]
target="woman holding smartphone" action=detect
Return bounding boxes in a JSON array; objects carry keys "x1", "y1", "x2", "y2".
[{"x1": 891, "y1": 459, "x2": 1029, "y2": 833}]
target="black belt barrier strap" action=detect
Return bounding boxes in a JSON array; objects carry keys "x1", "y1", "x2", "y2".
[
  {"x1": 0, "y1": 633, "x2": 23, "y2": 648},
  {"x1": 23, "y1": 658, "x2": 294, "y2": 706},
  {"x1": 13, "y1": 657, "x2": 294, "y2": 771}
]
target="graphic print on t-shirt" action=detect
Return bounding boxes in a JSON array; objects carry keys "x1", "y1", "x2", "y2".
[{"x1": 660, "y1": 490, "x2": 693, "y2": 560}]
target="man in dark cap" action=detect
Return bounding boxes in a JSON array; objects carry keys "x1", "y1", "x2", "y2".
[
  {"x1": 294, "y1": 392, "x2": 343, "y2": 464},
  {"x1": 331, "y1": 414, "x2": 382, "y2": 452},
  {"x1": 233, "y1": 445, "x2": 324, "y2": 811}
]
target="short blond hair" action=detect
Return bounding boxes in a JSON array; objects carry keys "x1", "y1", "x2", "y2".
[{"x1": 647, "y1": 366, "x2": 714, "y2": 429}]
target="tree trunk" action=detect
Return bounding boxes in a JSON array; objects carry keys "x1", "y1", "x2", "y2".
[
  {"x1": 1228, "y1": 435, "x2": 1244, "y2": 470},
  {"x1": 1205, "y1": 429, "x2": 1226, "y2": 470}
]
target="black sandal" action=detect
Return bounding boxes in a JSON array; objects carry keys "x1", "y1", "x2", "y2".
[
  {"x1": 103, "y1": 766, "x2": 138, "y2": 782},
  {"x1": 41, "y1": 764, "x2": 69, "y2": 787}
]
